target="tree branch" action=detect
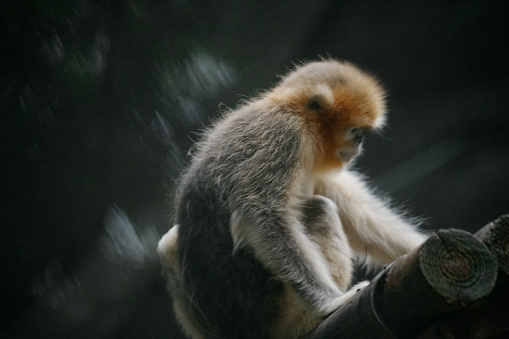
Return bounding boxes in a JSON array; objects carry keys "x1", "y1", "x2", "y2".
[{"x1": 305, "y1": 226, "x2": 499, "y2": 338}]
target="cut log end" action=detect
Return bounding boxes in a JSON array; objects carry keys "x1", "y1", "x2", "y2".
[{"x1": 419, "y1": 229, "x2": 498, "y2": 302}]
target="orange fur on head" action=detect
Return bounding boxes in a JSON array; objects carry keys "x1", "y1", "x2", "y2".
[{"x1": 269, "y1": 60, "x2": 386, "y2": 173}]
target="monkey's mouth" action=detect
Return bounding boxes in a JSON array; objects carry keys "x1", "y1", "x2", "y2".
[{"x1": 338, "y1": 150, "x2": 358, "y2": 163}]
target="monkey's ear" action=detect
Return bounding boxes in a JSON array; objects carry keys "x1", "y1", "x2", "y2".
[
  {"x1": 308, "y1": 84, "x2": 334, "y2": 111},
  {"x1": 308, "y1": 97, "x2": 323, "y2": 110}
]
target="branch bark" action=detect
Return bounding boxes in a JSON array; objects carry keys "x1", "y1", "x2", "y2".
[
  {"x1": 305, "y1": 228, "x2": 498, "y2": 339},
  {"x1": 415, "y1": 215, "x2": 509, "y2": 338}
]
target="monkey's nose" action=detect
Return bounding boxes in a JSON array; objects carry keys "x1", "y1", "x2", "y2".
[{"x1": 348, "y1": 127, "x2": 366, "y2": 144}]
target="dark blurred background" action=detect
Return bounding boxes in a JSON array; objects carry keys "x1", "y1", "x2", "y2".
[{"x1": 1, "y1": 1, "x2": 508, "y2": 338}]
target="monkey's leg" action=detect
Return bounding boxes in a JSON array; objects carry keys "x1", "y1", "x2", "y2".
[
  {"x1": 297, "y1": 195, "x2": 371, "y2": 315},
  {"x1": 300, "y1": 195, "x2": 353, "y2": 291}
]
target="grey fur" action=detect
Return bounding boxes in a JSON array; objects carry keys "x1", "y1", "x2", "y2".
[{"x1": 173, "y1": 100, "x2": 337, "y2": 338}]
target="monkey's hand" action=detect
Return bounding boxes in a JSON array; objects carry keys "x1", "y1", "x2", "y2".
[{"x1": 319, "y1": 280, "x2": 370, "y2": 316}]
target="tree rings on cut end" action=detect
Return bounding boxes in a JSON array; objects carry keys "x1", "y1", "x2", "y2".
[{"x1": 419, "y1": 229, "x2": 497, "y2": 302}]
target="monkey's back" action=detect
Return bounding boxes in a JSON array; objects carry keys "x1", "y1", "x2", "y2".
[{"x1": 174, "y1": 102, "x2": 307, "y2": 338}]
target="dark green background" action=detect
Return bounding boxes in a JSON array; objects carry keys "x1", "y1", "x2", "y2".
[{"x1": 1, "y1": 1, "x2": 508, "y2": 338}]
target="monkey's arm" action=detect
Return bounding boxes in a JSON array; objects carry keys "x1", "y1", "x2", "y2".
[
  {"x1": 231, "y1": 204, "x2": 351, "y2": 316},
  {"x1": 226, "y1": 114, "x2": 366, "y2": 315},
  {"x1": 314, "y1": 170, "x2": 428, "y2": 265}
]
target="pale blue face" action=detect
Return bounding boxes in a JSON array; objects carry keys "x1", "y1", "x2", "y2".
[{"x1": 338, "y1": 127, "x2": 366, "y2": 163}]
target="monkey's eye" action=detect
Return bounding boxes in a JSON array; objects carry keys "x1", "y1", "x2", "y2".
[
  {"x1": 347, "y1": 127, "x2": 367, "y2": 144},
  {"x1": 308, "y1": 100, "x2": 322, "y2": 110}
]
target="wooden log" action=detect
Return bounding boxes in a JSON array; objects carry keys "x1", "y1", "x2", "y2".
[
  {"x1": 415, "y1": 215, "x2": 509, "y2": 338},
  {"x1": 475, "y1": 214, "x2": 509, "y2": 277},
  {"x1": 305, "y1": 229, "x2": 498, "y2": 339},
  {"x1": 475, "y1": 214, "x2": 509, "y2": 302}
]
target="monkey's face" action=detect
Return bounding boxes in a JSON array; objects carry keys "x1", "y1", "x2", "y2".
[
  {"x1": 305, "y1": 85, "x2": 383, "y2": 173},
  {"x1": 338, "y1": 127, "x2": 366, "y2": 162}
]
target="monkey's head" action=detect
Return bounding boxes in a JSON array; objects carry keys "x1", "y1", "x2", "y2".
[{"x1": 271, "y1": 60, "x2": 386, "y2": 173}]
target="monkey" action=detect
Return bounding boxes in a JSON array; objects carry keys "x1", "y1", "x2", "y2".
[{"x1": 157, "y1": 59, "x2": 428, "y2": 339}]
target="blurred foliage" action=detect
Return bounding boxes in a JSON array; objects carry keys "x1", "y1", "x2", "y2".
[{"x1": 1, "y1": 1, "x2": 273, "y2": 335}]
